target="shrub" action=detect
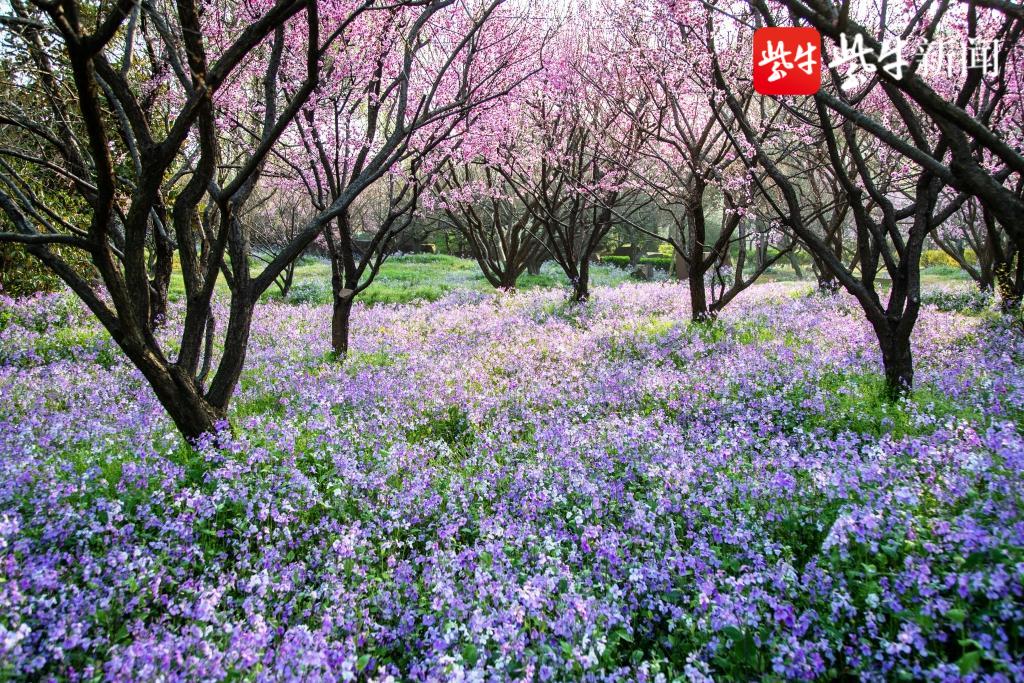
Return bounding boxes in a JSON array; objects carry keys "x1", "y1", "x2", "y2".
[
  {"x1": 0, "y1": 243, "x2": 96, "y2": 297},
  {"x1": 639, "y1": 255, "x2": 673, "y2": 271},
  {"x1": 601, "y1": 255, "x2": 631, "y2": 268},
  {"x1": 921, "y1": 249, "x2": 959, "y2": 269},
  {"x1": 287, "y1": 280, "x2": 333, "y2": 305},
  {"x1": 921, "y1": 287, "x2": 993, "y2": 313},
  {"x1": 360, "y1": 284, "x2": 448, "y2": 305}
]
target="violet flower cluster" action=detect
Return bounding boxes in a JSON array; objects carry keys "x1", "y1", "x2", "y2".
[{"x1": 1, "y1": 283, "x2": 1022, "y2": 681}]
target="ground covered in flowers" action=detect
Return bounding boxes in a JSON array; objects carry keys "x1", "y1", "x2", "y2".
[{"x1": 1, "y1": 283, "x2": 1022, "y2": 681}]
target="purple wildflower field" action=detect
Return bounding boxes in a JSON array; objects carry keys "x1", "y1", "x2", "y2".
[{"x1": 1, "y1": 283, "x2": 1022, "y2": 681}]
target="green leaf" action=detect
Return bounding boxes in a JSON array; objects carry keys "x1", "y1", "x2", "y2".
[
  {"x1": 610, "y1": 625, "x2": 633, "y2": 644},
  {"x1": 356, "y1": 654, "x2": 371, "y2": 672},
  {"x1": 722, "y1": 626, "x2": 744, "y2": 642},
  {"x1": 738, "y1": 631, "x2": 758, "y2": 665},
  {"x1": 947, "y1": 608, "x2": 967, "y2": 624},
  {"x1": 957, "y1": 651, "x2": 982, "y2": 674},
  {"x1": 462, "y1": 643, "x2": 480, "y2": 668}
]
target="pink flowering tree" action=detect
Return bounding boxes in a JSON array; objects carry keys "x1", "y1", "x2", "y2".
[
  {"x1": 479, "y1": 13, "x2": 647, "y2": 302},
  {"x1": 751, "y1": 0, "x2": 1024, "y2": 252},
  {"x1": 270, "y1": 0, "x2": 547, "y2": 355},
  {"x1": 428, "y1": 159, "x2": 547, "y2": 290},
  {"x1": 0, "y1": 0, "x2": 539, "y2": 437},
  {"x1": 712, "y1": 1, "x2": 999, "y2": 394},
  {"x1": 934, "y1": 196, "x2": 1023, "y2": 303},
  {"x1": 593, "y1": 0, "x2": 795, "y2": 320}
]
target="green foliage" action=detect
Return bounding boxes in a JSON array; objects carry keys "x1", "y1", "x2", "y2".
[
  {"x1": 656, "y1": 243, "x2": 675, "y2": 257},
  {"x1": 359, "y1": 284, "x2": 449, "y2": 305},
  {"x1": 0, "y1": 243, "x2": 95, "y2": 296},
  {"x1": 516, "y1": 272, "x2": 562, "y2": 288},
  {"x1": 286, "y1": 280, "x2": 333, "y2": 305},
  {"x1": 406, "y1": 405, "x2": 475, "y2": 455},
  {"x1": 789, "y1": 370, "x2": 981, "y2": 438},
  {"x1": 345, "y1": 349, "x2": 401, "y2": 373},
  {"x1": 247, "y1": 255, "x2": 636, "y2": 306},
  {"x1": 639, "y1": 255, "x2": 673, "y2": 271},
  {"x1": 921, "y1": 249, "x2": 960, "y2": 269},
  {"x1": 601, "y1": 255, "x2": 631, "y2": 268},
  {"x1": 922, "y1": 288, "x2": 993, "y2": 313}
]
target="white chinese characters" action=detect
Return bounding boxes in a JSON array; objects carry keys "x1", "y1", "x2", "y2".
[
  {"x1": 828, "y1": 33, "x2": 1002, "y2": 90},
  {"x1": 758, "y1": 39, "x2": 819, "y2": 82}
]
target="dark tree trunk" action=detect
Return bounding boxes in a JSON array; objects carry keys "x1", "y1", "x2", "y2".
[
  {"x1": 278, "y1": 263, "x2": 295, "y2": 297},
  {"x1": 877, "y1": 325, "x2": 914, "y2": 399},
  {"x1": 812, "y1": 253, "x2": 841, "y2": 293},
  {"x1": 571, "y1": 259, "x2": 590, "y2": 302},
  {"x1": 149, "y1": 229, "x2": 174, "y2": 326},
  {"x1": 817, "y1": 272, "x2": 841, "y2": 293},
  {"x1": 996, "y1": 257, "x2": 1023, "y2": 310},
  {"x1": 687, "y1": 184, "x2": 711, "y2": 320},
  {"x1": 115, "y1": 336, "x2": 225, "y2": 440},
  {"x1": 688, "y1": 266, "x2": 708, "y2": 320},
  {"x1": 157, "y1": 374, "x2": 225, "y2": 440},
  {"x1": 332, "y1": 292, "x2": 354, "y2": 357},
  {"x1": 499, "y1": 270, "x2": 518, "y2": 289}
]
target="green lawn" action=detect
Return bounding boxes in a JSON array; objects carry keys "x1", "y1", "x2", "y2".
[
  {"x1": 169, "y1": 253, "x2": 635, "y2": 306},
  {"x1": 169, "y1": 253, "x2": 975, "y2": 307}
]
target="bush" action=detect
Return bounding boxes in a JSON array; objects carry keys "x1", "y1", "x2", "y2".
[
  {"x1": 921, "y1": 287, "x2": 993, "y2": 313},
  {"x1": 360, "y1": 284, "x2": 448, "y2": 305},
  {"x1": 0, "y1": 243, "x2": 95, "y2": 297},
  {"x1": 639, "y1": 255, "x2": 673, "y2": 271},
  {"x1": 921, "y1": 249, "x2": 959, "y2": 269},
  {"x1": 601, "y1": 255, "x2": 631, "y2": 268},
  {"x1": 287, "y1": 280, "x2": 333, "y2": 305}
]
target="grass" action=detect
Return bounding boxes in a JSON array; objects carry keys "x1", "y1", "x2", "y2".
[
  {"x1": 783, "y1": 368, "x2": 983, "y2": 438},
  {"x1": 756, "y1": 263, "x2": 972, "y2": 285},
  {"x1": 168, "y1": 252, "x2": 976, "y2": 308},
  {"x1": 171, "y1": 253, "x2": 635, "y2": 307}
]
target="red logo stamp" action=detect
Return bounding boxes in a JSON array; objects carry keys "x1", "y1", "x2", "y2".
[{"x1": 753, "y1": 27, "x2": 821, "y2": 95}]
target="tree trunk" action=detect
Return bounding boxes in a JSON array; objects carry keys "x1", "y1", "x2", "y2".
[
  {"x1": 674, "y1": 252, "x2": 689, "y2": 280},
  {"x1": 119, "y1": 339, "x2": 224, "y2": 440},
  {"x1": 159, "y1": 379, "x2": 225, "y2": 441},
  {"x1": 689, "y1": 268, "x2": 708, "y2": 320},
  {"x1": 499, "y1": 270, "x2": 518, "y2": 289},
  {"x1": 149, "y1": 229, "x2": 174, "y2": 326},
  {"x1": 332, "y1": 291, "x2": 354, "y2": 357},
  {"x1": 571, "y1": 259, "x2": 590, "y2": 302},
  {"x1": 817, "y1": 272, "x2": 841, "y2": 293},
  {"x1": 688, "y1": 190, "x2": 710, "y2": 320},
  {"x1": 877, "y1": 326, "x2": 913, "y2": 399},
  {"x1": 279, "y1": 263, "x2": 295, "y2": 297},
  {"x1": 995, "y1": 253, "x2": 1023, "y2": 310},
  {"x1": 787, "y1": 251, "x2": 804, "y2": 279},
  {"x1": 812, "y1": 254, "x2": 841, "y2": 292}
]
